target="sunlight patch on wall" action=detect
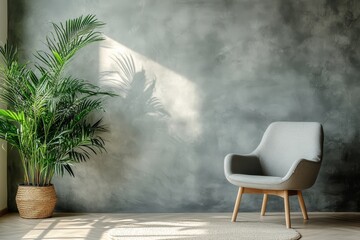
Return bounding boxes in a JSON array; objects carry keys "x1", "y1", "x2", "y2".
[{"x1": 99, "y1": 36, "x2": 202, "y2": 142}]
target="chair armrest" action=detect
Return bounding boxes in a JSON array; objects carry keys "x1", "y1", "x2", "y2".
[
  {"x1": 224, "y1": 153, "x2": 262, "y2": 178},
  {"x1": 282, "y1": 159, "x2": 321, "y2": 190}
]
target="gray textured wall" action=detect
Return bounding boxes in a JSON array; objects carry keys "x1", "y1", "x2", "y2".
[{"x1": 7, "y1": 0, "x2": 360, "y2": 212}]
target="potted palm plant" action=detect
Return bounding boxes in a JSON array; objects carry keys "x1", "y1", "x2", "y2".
[{"x1": 0, "y1": 15, "x2": 113, "y2": 218}]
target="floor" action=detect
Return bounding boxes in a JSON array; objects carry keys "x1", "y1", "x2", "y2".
[{"x1": 0, "y1": 212, "x2": 359, "y2": 240}]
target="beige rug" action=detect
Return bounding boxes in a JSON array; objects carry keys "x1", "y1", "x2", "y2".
[{"x1": 107, "y1": 221, "x2": 301, "y2": 240}]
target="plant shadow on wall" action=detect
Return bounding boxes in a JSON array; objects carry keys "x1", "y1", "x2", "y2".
[
  {"x1": 103, "y1": 53, "x2": 173, "y2": 158},
  {"x1": 101, "y1": 53, "x2": 201, "y2": 211},
  {"x1": 105, "y1": 54, "x2": 170, "y2": 133}
]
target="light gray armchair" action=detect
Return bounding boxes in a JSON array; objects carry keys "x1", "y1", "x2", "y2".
[{"x1": 224, "y1": 122, "x2": 324, "y2": 228}]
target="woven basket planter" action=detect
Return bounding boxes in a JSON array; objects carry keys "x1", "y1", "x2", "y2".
[{"x1": 16, "y1": 185, "x2": 57, "y2": 219}]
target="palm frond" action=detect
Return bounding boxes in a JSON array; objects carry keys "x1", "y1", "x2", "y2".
[
  {"x1": 0, "y1": 120, "x2": 20, "y2": 147},
  {"x1": 0, "y1": 109, "x2": 25, "y2": 123},
  {"x1": 35, "y1": 14, "x2": 105, "y2": 76},
  {"x1": 0, "y1": 43, "x2": 17, "y2": 68}
]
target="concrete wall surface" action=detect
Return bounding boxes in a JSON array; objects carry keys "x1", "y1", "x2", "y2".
[{"x1": 7, "y1": 0, "x2": 360, "y2": 212}]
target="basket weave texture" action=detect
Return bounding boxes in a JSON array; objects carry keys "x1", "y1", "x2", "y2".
[{"x1": 16, "y1": 185, "x2": 57, "y2": 219}]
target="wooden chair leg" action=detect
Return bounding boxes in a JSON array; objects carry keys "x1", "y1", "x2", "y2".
[
  {"x1": 297, "y1": 191, "x2": 309, "y2": 220},
  {"x1": 261, "y1": 194, "x2": 268, "y2": 216},
  {"x1": 231, "y1": 187, "x2": 244, "y2": 222},
  {"x1": 284, "y1": 190, "x2": 291, "y2": 228}
]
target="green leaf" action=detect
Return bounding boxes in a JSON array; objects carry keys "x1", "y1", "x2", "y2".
[
  {"x1": 52, "y1": 50, "x2": 63, "y2": 65},
  {"x1": 0, "y1": 109, "x2": 24, "y2": 123}
]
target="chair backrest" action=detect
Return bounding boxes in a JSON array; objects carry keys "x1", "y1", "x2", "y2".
[{"x1": 254, "y1": 122, "x2": 323, "y2": 177}]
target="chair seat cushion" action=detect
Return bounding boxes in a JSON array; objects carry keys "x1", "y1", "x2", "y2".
[{"x1": 228, "y1": 174, "x2": 285, "y2": 190}]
